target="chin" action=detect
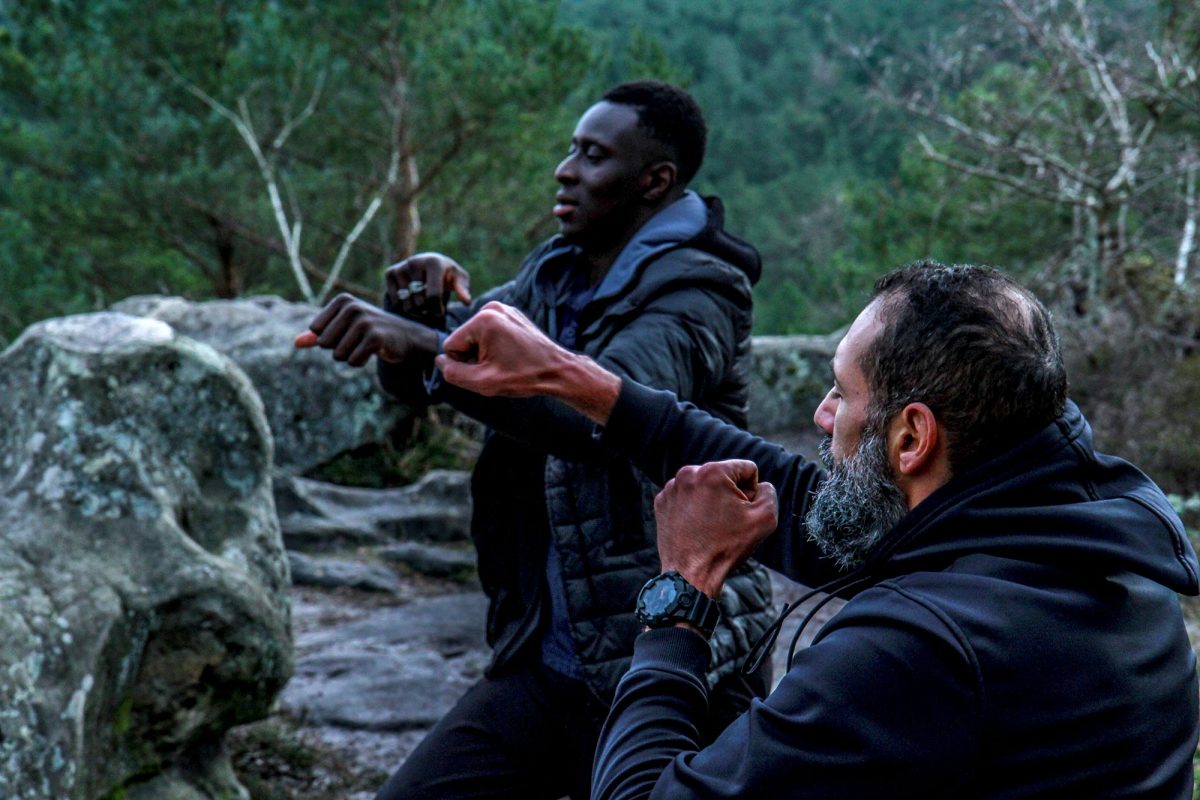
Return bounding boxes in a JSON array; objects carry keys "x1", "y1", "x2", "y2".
[{"x1": 558, "y1": 226, "x2": 590, "y2": 245}]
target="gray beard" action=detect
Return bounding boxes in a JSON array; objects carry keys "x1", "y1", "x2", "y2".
[{"x1": 804, "y1": 430, "x2": 909, "y2": 572}]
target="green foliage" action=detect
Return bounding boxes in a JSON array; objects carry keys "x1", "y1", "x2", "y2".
[
  {"x1": 562, "y1": 0, "x2": 1199, "y2": 340},
  {"x1": 1194, "y1": 748, "x2": 1200, "y2": 800},
  {"x1": 112, "y1": 694, "x2": 134, "y2": 737},
  {"x1": 562, "y1": 0, "x2": 990, "y2": 333},
  {"x1": 0, "y1": 1, "x2": 600, "y2": 342}
]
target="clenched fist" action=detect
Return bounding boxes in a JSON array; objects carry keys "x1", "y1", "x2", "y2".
[{"x1": 654, "y1": 460, "x2": 778, "y2": 598}]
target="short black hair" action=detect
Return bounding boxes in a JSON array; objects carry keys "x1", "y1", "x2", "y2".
[
  {"x1": 602, "y1": 80, "x2": 707, "y2": 186},
  {"x1": 862, "y1": 260, "x2": 1068, "y2": 474}
]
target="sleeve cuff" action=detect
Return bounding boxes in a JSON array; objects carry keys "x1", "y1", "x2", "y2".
[{"x1": 632, "y1": 627, "x2": 713, "y2": 678}]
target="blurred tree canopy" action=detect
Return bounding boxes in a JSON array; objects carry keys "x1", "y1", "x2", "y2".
[
  {"x1": 6, "y1": 0, "x2": 1195, "y2": 338},
  {"x1": 0, "y1": 0, "x2": 596, "y2": 340},
  {"x1": 3, "y1": 0, "x2": 1200, "y2": 489},
  {"x1": 564, "y1": 0, "x2": 1200, "y2": 335}
]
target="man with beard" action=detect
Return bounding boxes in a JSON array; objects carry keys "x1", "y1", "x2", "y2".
[
  {"x1": 301, "y1": 81, "x2": 774, "y2": 800},
  {"x1": 431, "y1": 261, "x2": 1200, "y2": 798}
]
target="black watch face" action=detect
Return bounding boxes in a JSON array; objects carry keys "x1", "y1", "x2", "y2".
[{"x1": 642, "y1": 577, "x2": 681, "y2": 617}]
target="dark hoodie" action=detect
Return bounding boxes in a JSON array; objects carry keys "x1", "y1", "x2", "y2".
[
  {"x1": 378, "y1": 192, "x2": 774, "y2": 705},
  {"x1": 591, "y1": 381, "x2": 1200, "y2": 799}
]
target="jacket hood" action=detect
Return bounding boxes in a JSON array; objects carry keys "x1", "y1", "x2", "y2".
[
  {"x1": 869, "y1": 401, "x2": 1199, "y2": 596},
  {"x1": 681, "y1": 195, "x2": 762, "y2": 286},
  {"x1": 530, "y1": 191, "x2": 762, "y2": 310}
]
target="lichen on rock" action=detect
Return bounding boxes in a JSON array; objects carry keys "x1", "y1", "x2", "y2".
[
  {"x1": 111, "y1": 295, "x2": 410, "y2": 477},
  {"x1": 0, "y1": 312, "x2": 292, "y2": 799}
]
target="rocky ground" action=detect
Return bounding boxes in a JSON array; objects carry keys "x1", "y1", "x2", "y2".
[
  {"x1": 227, "y1": 466, "x2": 845, "y2": 800},
  {"x1": 228, "y1": 464, "x2": 1200, "y2": 800},
  {"x1": 229, "y1": 571, "x2": 487, "y2": 800}
]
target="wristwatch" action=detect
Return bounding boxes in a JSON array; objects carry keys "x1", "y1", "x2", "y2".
[{"x1": 635, "y1": 570, "x2": 722, "y2": 636}]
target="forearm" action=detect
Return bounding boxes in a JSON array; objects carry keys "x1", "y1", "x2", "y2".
[
  {"x1": 375, "y1": 321, "x2": 443, "y2": 404},
  {"x1": 603, "y1": 380, "x2": 838, "y2": 584},
  {"x1": 592, "y1": 629, "x2": 713, "y2": 800},
  {"x1": 434, "y1": 382, "x2": 614, "y2": 463},
  {"x1": 545, "y1": 349, "x2": 623, "y2": 425}
]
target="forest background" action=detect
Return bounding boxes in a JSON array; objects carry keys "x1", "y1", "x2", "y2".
[{"x1": 1, "y1": 0, "x2": 1199, "y2": 496}]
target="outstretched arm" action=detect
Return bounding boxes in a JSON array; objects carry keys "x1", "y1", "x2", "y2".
[
  {"x1": 438, "y1": 303, "x2": 835, "y2": 585},
  {"x1": 436, "y1": 301, "x2": 623, "y2": 423}
]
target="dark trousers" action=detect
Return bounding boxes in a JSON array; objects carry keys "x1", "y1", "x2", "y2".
[{"x1": 374, "y1": 660, "x2": 608, "y2": 800}]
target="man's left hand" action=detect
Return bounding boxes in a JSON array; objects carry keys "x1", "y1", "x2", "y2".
[{"x1": 654, "y1": 460, "x2": 778, "y2": 599}]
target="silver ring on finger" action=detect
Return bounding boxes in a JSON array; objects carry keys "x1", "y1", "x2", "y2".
[
  {"x1": 408, "y1": 280, "x2": 426, "y2": 294},
  {"x1": 396, "y1": 288, "x2": 411, "y2": 301}
]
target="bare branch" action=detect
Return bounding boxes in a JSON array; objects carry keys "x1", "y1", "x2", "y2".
[
  {"x1": 1176, "y1": 149, "x2": 1197, "y2": 287},
  {"x1": 314, "y1": 80, "x2": 403, "y2": 298},
  {"x1": 272, "y1": 68, "x2": 326, "y2": 152},
  {"x1": 172, "y1": 66, "x2": 316, "y2": 302},
  {"x1": 180, "y1": 196, "x2": 378, "y2": 300},
  {"x1": 916, "y1": 133, "x2": 1090, "y2": 207}
]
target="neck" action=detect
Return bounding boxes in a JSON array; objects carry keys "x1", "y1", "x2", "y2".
[
  {"x1": 581, "y1": 234, "x2": 634, "y2": 286},
  {"x1": 900, "y1": 463, "x2": 952, "y2": 512},
  {"x1": 579, "y1": 189, "x2": 687, "y2": 286}
]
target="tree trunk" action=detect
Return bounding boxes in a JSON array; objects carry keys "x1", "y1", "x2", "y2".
[{"x1": 210, "y1": 215, "x2": 241, "y2": 299}]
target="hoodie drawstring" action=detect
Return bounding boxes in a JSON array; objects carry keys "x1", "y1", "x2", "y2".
[{"x1": 742, "y1": 570, "x2": 875, "y2": 677}]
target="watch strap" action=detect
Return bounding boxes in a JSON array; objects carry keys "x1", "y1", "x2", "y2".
[
  {"x1": 637, "y1": 570, "x2": 722, "y2": 635},
  {"x1": 678, "y1": 585, "x2": 721, "y2": 633}
]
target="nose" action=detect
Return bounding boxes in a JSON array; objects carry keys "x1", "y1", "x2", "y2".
[
  {"x1": 813, "y1": 388, "x2": 836, "y2": 435},
  {"x1": 555, "y1": 153, "x2": 577, "y2": 184}
]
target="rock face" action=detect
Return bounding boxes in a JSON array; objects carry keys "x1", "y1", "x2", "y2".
[
  {"x1": 276, "y1": 471, "x2": 472, "y2": 551},
  {"x1": 111, "y1": 295, "x2": 409, "y2": 476},
  {"x1": 287, "y1": 552, "x2": 405, "y2": 595},
  {"x1": 746, "y1": 333, "x2": 838, "y2": 439},
  {"x1": 0, "y1": 313, "x2": 292, "y2": 799},
  {"x1": 281, "y1": 592, "x2": 488, "y2": 734}
]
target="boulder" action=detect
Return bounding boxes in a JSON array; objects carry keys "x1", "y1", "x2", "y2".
[
  {"x1": 0, "y1": 313, "x2": 292, "y2": 799},
  {"x1": 378, "y1": 542, "x2": 477, "y2": 579},
  {"x1": 111, "y1": 295, "x2": 409, "y2": 476},
  {"x1": 746, "y1": 333, "x2": 838, "y2": 441}
]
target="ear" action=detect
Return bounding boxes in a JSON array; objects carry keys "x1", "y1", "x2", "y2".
[
  {"x1": 640, "y1": 161, "x2": 677, "y2": 203},
  {"x1": 888, "y1": 402, "x2": 940, "y2": 478}
]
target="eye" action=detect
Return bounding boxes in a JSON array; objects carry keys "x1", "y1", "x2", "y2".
[{"x1": 583, "y1": 143, "x2": 607, "y2": 161}]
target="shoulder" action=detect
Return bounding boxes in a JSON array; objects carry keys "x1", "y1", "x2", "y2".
[
  {"x1": 614, "y1": 248, "x2": 754, "y2": 322},
  {"x1": 645, "y1": 246, "x2": 754, "y2": 290},
  {"x1": 815, "y1": 579, "x2": 983, "y2": 680}
]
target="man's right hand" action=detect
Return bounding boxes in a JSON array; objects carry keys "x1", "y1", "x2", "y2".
[
  {"x1": 301, "y1": 293, "x2": 440, "y2": 367},
  {"x1": 436, "y1": 302, "x2": 622, "y2": 424},
  {"x1": 385, "y1": 252, "x2": 472, "y2": 321}
]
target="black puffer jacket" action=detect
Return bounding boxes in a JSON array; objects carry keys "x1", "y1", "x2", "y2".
[{"x1": 380, "y1": 193, "x2": 774, "y2": 703}]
